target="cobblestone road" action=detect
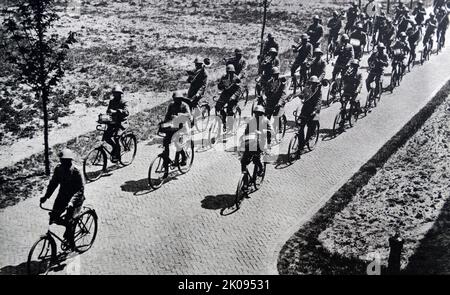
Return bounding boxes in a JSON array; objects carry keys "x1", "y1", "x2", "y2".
[{"x1": 1, "y1": 33, "x2": 450, "y2": 274}]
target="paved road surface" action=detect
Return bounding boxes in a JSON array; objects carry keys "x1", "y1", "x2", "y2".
[{"x1": 1, "y1": 32, "x2": 450, "y2": 274}]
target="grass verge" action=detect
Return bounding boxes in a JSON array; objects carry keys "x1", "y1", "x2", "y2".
[{"x1": 277, "y1": 79, "x2": 450, "y2": 275}]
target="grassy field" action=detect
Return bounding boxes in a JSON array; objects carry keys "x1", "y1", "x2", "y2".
[
  {"x1": 0, "y1": 0, "x2": 340, "y2": 144},
  {"x1": 0, "y1": 0, "x2": 341, "y2": 207}
]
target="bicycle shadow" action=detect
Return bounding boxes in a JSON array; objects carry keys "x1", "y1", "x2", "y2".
[
  {"x1": 320, "y1": 128, "x2": 336, "y2": 142},
  {"x1": 201, "y1": 194, "x2": 241, "y2": 216},
  {"x1": 0, "y1": 251, "x2": 78, "y2": 275},
  {"x1": 120, "y1": 174, "x2": 179, "y2": 196}
]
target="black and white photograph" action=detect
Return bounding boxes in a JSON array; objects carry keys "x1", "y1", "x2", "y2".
[{"x1": 0, "y1": 0, "x2": 449, "y2": 278}]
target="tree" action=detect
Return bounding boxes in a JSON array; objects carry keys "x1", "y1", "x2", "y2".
[{"x1": 2, "y1": 0, "x2": 76, "y2": 175}]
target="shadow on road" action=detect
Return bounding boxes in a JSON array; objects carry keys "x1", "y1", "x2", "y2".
[
  {"x1": 0, "y1": 251, "x2": 77, "y2": 275},
  {"x1": 201, "y1": 194, "x2": 237, "y2": 211},
  {"x1": 120, "y1": 178, "x2": 152, "y2": 195}
]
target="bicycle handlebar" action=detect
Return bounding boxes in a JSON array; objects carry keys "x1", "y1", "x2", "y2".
[
  {"x1": 96, "y1": 124, "x2": 107, "y2": 132},
  {"x1": 40, "y1": 202, "x2": 53, "y2": 212}
]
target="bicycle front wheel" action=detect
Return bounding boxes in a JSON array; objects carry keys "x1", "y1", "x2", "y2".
[
  {"x1": 235, "y1": 173, "x2": 249, "y2": 208},
  {"x1": 274, "y1": 114, "x2": 287, "y2": 143},
  {"x1": 287, "y1": 134, "x2": 300, "y2": 163},
  {"x1": 178, "y1": 140, "x2": 194, "y2": 174},
  {"x1": 306, "y1": 122, "x2": 320, "y2": 151},
  {"x1": 253, "y1": 162, "x2": 267, "y2": 191},
  {"x1": 83, "y1": 148, "x2": 107, "y2": 182},
  {"x1": 119, "y1": 133, "x2": 137, "y2": 166},
  {"x1": 73, "y1": 209, "x2": 98, "y2": 253},
  {"x1": 27, "y1": 235, "x2": 56, "y2": 275},
  {"x1": 333, "y1": 111, "x2": 343, "y2": 136},
  {"x1": 148, "y1": 155, "x2": 167, "y2": 190}
]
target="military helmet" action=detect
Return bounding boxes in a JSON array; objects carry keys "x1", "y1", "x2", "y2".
[
  {"x1": 269, "y1": 47, "x2": 278, "y2": 53},
  {"x1": 309, "y1": 75, "x2": 320, "y2": 84},
  {"x1": 253, "y1": 105, "x2": 265, "y2": 114},
  {"x1": 172, "y1": 90, "x2": 185, "y2": 99},
  {"x1": 58, "y1": 149, "x2": 76, "y2": 160},
  {"x1": 112, "y1": 84, "x2": 123, "y2": 94},
  {"x1": 226, "y1": 64, "x2": 236, "y2": 72},
  {"x1": 272, "y1": 67, "x2": 280, "y2": 74},
  {"x1": 314, "y1": 48, "x2": 323, "y2": 55}
]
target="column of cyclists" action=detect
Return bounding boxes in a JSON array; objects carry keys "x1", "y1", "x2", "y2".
[{"x1": 26, "y1": 1, "x2": 450, "y2": 274}]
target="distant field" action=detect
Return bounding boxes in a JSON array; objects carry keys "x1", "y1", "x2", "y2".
[{"x1": 1, "y1": 0, "x2": 341, "y2": 144}]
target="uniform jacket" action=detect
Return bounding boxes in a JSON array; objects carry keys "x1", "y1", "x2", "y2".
[
  {"x1": 44, "y1": 165, "x2": 85, "y2": 209},
  {"x1": 293, "y1": 42, "x2": 313, "y2": 63},
  {"x1": 187, "y1": 67, "x2": 208, "y2": 99},
  {"x1": 335, "y1": 43, "x2": 355, "y2": 66},
  {"x1": 107, "y1": 97, "x2": 129, "y2": 123},
  {"x1": 218, "y1": 74, "x2": 241, "y2": 99},
  {"x1": 307, "y1": 23, "x2": 324, "y2": 45},
  {"x1": 264, "y1": 77, "x2": 288, "y2": 110},
  {"x1": 368, "y1": 52, "x2": 389, "y2": 72}
]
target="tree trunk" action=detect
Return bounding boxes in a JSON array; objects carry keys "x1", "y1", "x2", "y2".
[{"x1": 42, "y1": 88, "x2": 51, "y2": 176}]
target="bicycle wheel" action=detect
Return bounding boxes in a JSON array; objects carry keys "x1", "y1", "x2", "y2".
[
  {"x1": 194, "y1": 104, "x2": 211, "y2": 133},
  {"x1": 287, "y1": 134, "x2": 300, "y2": 163},
  {"x1": 306, "y1": 121, "x2": 320, "y2": 151},
  {"x1": 253, "y1": 162, "x2": 267, "y2": 191},
  {"x1": 73, "y1": 209, "x2": 98, "y2": 253},
  {"x1": 333, "y1": 111, "x2": 343, "y2": 135},
  {"x1": 148, "y1": 155, "x2": 167, "y2": 190},
  {"x1": 83, "y1": 148, "x2": 107, "y2": 182},
  {"x1": 275, "y1": 114, "x2": 287, "y2": 143},
  {"x1": 326, "y1": 81, "x2": 337, "y2": 106},
  {"x1": 27, "y1": 234, "x2": 56, "y2": 275},
  {"x1": 232, "y1": 107, "x2": 242, "y2": 134},
  {"x1": 178, "y1": 140, "x2": 194, "y2": 174},
  {"x1": 207, "y1": 116, "x2": 222, "y2": 148},
  {"x1": 235, "y1": 173, "x2": 249, "y2": 208},
  {"x1": 390, "y1": 68, "x2": 398, "y2": 90},
  {"x1": 119, "y1": 133, "x2": 137, "y2": 166}
]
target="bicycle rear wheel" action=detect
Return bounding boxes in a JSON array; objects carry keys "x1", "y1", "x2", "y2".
[
  {"x1": 148, "y1": 155, "x2": 167, "y2": 190},
  {"x1": 73, "y1": 209, "x2": 98, "y2": 253},
  {"x1": 83, "y1": 148, "x2": 107, "y2": 182},
  {"x1": 119, "y1": 133, "x2": 137, "y2": 166},
  {"x1": 27, "y1": 235, "x2": 56, "y2": 275},
  {"x1": 178, "y1": 140, "x2": 194, "y2": 174}
]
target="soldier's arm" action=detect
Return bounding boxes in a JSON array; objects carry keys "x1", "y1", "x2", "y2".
[
  {"x1": 197, "y1": 71, "x2": 208, "y2": 97},
  {"x1": 119, "y1": 99, "x2": 129, "y2": 117},
  {"x1": 69, "y1": 169, "x2": 85, "y2": 207},
  {"x1": 43, "y1": 168, "x2": 60, "y2": 200}
]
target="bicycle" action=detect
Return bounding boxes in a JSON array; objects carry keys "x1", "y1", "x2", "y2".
[
  {"x1": 288, "y1": 110, "x2": 320, "y2": 163},
  {"x1": 436, "y1": 29, "x2": 446, "y2": 53},
  {"x1": 365, "y1": 75, "x2": 383, "y2": 113},
  {"x1": 332, "y1": 94, "x2": 361, "y2": 136},
  {"x1": 148, "y1": 123, "x2": 194, "y2": 190},
  {"x1": 27, "y1": 203, "x2": 98, "y2": 275},
  {"x1": 326, "y1": 64, "x2": 346, "y2": 106},
  {"x1": 326, "y1": 36, "x2": 338, "y2": 63},
  {"x1": 420, "y1": 36, "x2": 433, "y2": 64},
  {"x1": 390, "y1": 51, "x2": 405, "y2": 90},
  {"x1": 83, "y1": 116, "x2": 137, "y2": 182},
  {"x1": 234, "y1": 150, "x2": 269, "y2": 210}
]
